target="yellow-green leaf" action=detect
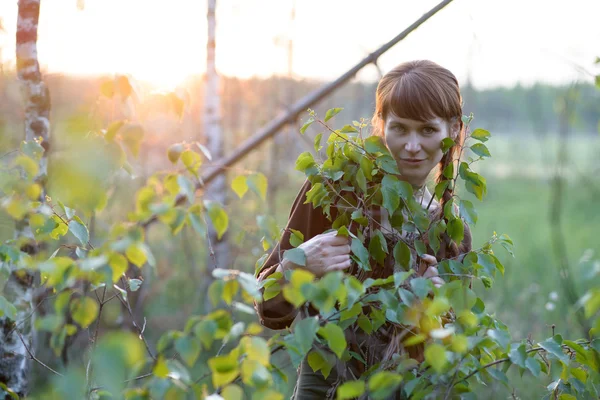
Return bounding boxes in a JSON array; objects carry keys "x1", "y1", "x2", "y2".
[
  {"x1": 204, "y1": 200, "x2": 229, "y2": 240},
  {"x1": 222, "y1": 384, "x2": 244, "y2": 400},
  {"x1": 247, "y1": 173, "x2": 268, "y2": 201},
  {"x1": 231, "y1": 175, "x2": 248, "y2": 199},
  {"x1": 337, "y1": 380, "x2": 365, "y2": 400},
  {"x1": 325, "y1": 108, "x2": 343, "y2": 122},
  {"x1": 126, "y1": 244, "x2": 147, "y2": 267},
  {"x1": 70, "y1": 296, "x2": 99, "y2": 329},
  {"x1": 109, "y1": 253, "x2": 128, "y2": 282},
  {"x1": 425, "y1": 343, "x2": 448, "y2": 373},
  {"x1": 318, "y1": 323, "x2": 346, "y2": 359},
  {"x1": 153, "y1": 355, "x2": 169, "y2": 378}
]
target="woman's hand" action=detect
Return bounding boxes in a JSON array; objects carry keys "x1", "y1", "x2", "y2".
[
  {"x1": 420, "y1": 254, "x2": 445, "y2": 289},
  {"x1": 280, "y1": 231, "x2": 352, "y2": 278}
]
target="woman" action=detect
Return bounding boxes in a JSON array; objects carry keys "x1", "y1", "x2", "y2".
[{"x1": 255, "y1": 60, "x2": 472, "y2": 399}]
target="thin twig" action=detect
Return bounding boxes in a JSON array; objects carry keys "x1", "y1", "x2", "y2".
[
  {"x1": 116, "y1": 281, "x2": 157, "y2": 361},
  {"x1": 16, "y1": 329, "x2": 63, "y2": 377}
]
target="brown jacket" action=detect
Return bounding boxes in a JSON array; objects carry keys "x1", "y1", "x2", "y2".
[{"x1": 255, "y1": 179, "x2": 472, "y2": 332}]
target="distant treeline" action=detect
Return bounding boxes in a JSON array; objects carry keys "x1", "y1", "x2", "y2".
[{"x1": 1, "y1": 73, "x2": 598, "y2": 153}]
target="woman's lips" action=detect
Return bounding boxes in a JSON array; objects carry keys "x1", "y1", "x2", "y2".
[{"x1": 400, "y1": 158, "x2": 425, "y2": 165}]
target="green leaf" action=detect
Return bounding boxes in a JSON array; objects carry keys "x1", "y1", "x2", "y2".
[
  {"x1": 459, "y1": 199, "x2": 477, "y2": 225},
  {"x1": 424, "y1": 343, "x2": 447, "y2": 373},
  {"x1": 167, "y1": 143, "x2": 184, "y2": 164},
  {"x1": 128, "y1": 278, "x2": 142, "y2": 292},
  {"x1": 525, "y1": 356, "x2": 541, "y2": 377},
  {"x1": 283, "y1": 248, "x2": 306, "y2": 267},
  {"x1": 175, "y1": 336, "x2": 201, "y2": 367},
  {"x1": 441, "y1": 137, "x2": 455, "y2": 153},
  {"x1": 204, "y1": 200, "x2": 229, "y2": 240},
  {"x1": 289, "y1": 229, "x2": 304, "y2": 248},
  {"x1": 393, "y1": 241, "x2": 411, "y2": 271},
  {"x1": 314, "y1": 133, "x2": 323, "y2": 152},
  {"x1": 340, "y1": 124, "x2": 358, "y2": 134},
  {"x1": 0, "y1": 296, "x2": 17, "y2": 320},
  {"x1": 295, "y1": 151, "x2": 318, "y2": 175},
  {"x1": 307, "y1": 349, "x2": 334, "y2": 379},
  {"x1": 364, "y1": 136, "x2": 389, "y2": 154},
  {"x1": 375, "y1": 155, "x2": 400, "y2": 174},
  {"x1": 368, "y1": 231, "x2": 387, "y2": 266},
  {"x1": 241, "y1": 336, "x2": 270, "y2": 366},
  {"x1": 247, "y1": 173, "x2": 268, "y2": 201},
  {"x1": 487, "y1": 329, "x2": 511, "y2": 351},
  {"x1": 509, "y1": 343, "x2": 527, "y2": 368},
  {"x1": 70, "y1": 296, "x2": 99, "y2": 329},
  {"x1": 435, "y1": 180, "x2": 450, "y2": 200},
  {"x1": 324, "y1": 108, "x2": 343, "y2": 122},
  {"x1": 181, "y1": 149, "x2": 202, "y2": 171},
  {"x1": 381, "y1": 175, "x2": 401, "y2": 216},
  {"x1": 177, "y1": 175, "x2": 195, "y2": 203},
  {"x1": 356, "y1": 168, "x2": 367, "y2": 193},
  {"x1": 318, "y1": 323, "x2": 347, "y2": 359},
  {"x1": 471, "y1": 128, "x2": 491, "y2": 142},
  {"x1": 238, "y1": 272, "x2": 261, "y2": 301},
  {"x1": 470, "y1": 143, "x2": 491, "y2": 158},
  {"x1": 351, "y1": 238, "x2": 370, "y2": 271},
  {"x1": 539, "y1": 336, "x2": 569, "y2": 363},
  {"x1": 222, "y1": 280, "x2": 239, "y2": 305},
  {"x1": 209, "y1": 350, "x2": 239, "y2": 387},
  {"x1": 300, "y1": 117, "x2": 315, "y2": 134},
  {"x1": 414, "y1": 240, "x2": 427, "y2": 257},
  {"x1": 294, "y1": 317, "x2": 319, "y2": 355},
  {"x1": 442, "y1": 163, "x2": 454, "y2": 179},
  {"x1": 447, "y1": 218, "x2": 464, "y2": 244},
  {"x1": 337, "y1": 380, "x2": 365, "y2": 400},
  {"x1": 368, "y1": 371, "x2": 403, "y2": 400}
]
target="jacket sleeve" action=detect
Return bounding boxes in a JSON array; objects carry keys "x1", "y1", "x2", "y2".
[{"x1": 254, "y1": 179, "x2": 331, "y2": 330}]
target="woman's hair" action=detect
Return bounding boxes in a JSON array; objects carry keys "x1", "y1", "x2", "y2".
[{"x1": 371, "y1": 60, "x2": 466, "y2": 255}]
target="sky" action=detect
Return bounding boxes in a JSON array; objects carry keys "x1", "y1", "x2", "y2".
[{"x1": 0, "y1": 0, "x2": 598, "y2": 90}]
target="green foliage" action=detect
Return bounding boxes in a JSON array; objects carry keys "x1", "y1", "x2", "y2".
[{"x1": 2, "y1": 99, "x2": 600, "y2": 400}]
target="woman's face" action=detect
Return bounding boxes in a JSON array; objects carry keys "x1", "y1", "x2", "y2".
[{"x1": 383, "y1": 112, "x2": 459, "y2": 187}]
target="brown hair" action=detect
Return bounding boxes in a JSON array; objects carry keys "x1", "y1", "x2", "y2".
[{"x1": 371, "y1": 60, "x2": 466, "y2": 255}]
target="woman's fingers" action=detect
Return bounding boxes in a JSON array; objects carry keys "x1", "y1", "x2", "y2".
[
  {"x1": 328, "y1": 254, "x2": 350, "y2": 265},
  {"x1": 431, "y1": 277, "x2": 446, "y2": 289},
  {"x1": 423, "y1": 266, "x2": 439, "y2": 279},
  {"x1": 430, "y1": 277, "x2": 444, "y2": 287},
  {"x1": 326, "y1": 234, "x2": 352, "y2": 247},
  {"x1": 325, "y1": 259, "x2": 352, "y2": 272},
  {"x1": 327, "y1": 244, "x2": 351, "y2": 257},
  {"x1": 420, "y1": 254, "x2": 438, "y2": 265}
]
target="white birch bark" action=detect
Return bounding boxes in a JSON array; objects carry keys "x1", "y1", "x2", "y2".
[
  {"x1": 0, "y1": 0, "x2": 49, "y2": 396},
  {"x1": 204, "y1": 0, "x2": 229, "y2": 276}
]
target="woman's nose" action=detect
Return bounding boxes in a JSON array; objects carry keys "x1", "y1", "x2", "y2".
[{"x1": 405, "y1": 134, "x2": 421, "y2": 153}]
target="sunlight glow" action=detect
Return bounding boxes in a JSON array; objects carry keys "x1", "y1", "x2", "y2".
[{"x1": 0, "y1": 0, "x2": 598, "y2": 89}]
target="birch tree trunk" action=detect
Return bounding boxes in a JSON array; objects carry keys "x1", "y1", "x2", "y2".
[
  {"x1": 0, "y1": 0, "x2": 50, "y2": 396},
  {"x1": 204, "y1": 0, "x2": 229, "y2": 280}
]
